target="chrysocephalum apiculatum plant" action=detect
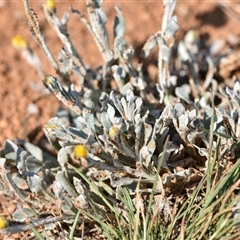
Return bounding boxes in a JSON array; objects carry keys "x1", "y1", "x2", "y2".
[{"x1": 0, "y1": 0, "x2": 240, "y2": 239}]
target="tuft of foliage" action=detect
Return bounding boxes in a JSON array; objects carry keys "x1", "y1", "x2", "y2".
[{"x1": 1, "y1": 0, "x2": 240, "y2": 239}]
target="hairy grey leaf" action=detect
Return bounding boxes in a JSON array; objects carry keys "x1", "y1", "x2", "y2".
[{"x1": 113, "y1": 6, "x2": 125, "y2": 39}]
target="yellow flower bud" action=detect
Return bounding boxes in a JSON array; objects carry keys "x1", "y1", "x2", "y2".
[
  {"x1": 44, "y1": 75, "x2": 54, "y2": 85},
  {"x1": 0, "y1": 217, "x2": 7, "y2": 229},
  {"x1": 45, "y1": 123, "x2": 59, "y2": 133},
  {"x1": 109, "y1": 126, "x2": 119, "y2": 139},
  {"x1": 46, "y1": 0, "x2": 56, "y2": 12},
  {"x1": 43, "y1": 122, "x2": 62, "y2": 137},
  {"x1": 74, "y1": 145, "x2": 88, "y2": 158},
  {"x1": 11, "y1": 35, "x2": 28, "y2": 50}
]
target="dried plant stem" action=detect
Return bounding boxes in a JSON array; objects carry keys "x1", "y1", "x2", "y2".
[{"x1": 22, "y1": 0, "x2": 59, "y2": 72}]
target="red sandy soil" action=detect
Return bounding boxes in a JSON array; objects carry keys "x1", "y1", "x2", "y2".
[{"x1": 1, "y1": 0, "x2": 240, "y2": 239}]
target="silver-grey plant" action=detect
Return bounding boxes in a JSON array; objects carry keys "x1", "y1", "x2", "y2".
[{"x1": 0, "y1": 0, "x2": 239, "y2": 238}]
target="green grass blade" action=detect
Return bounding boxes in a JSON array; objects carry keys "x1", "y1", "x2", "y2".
[
  {"x1": 29, "y1": 225, "x2": 46, "y2": 240},
  {"x1": 69, "y1": 209, "x2": 81, "y2": 240}
]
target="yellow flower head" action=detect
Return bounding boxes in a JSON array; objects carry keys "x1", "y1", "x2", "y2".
[
  {"x1": 109, "y1": 126, "x2": 119, "y2": 139},
  {"x1": 74, "y1": 145, "x2": 88, "y2": 159},
  {"x1": 44, "y1": 123, "x2": 60, "y2": 135},
  {"x1": 46, "y1": 124, "x2": 58, "y2": 130},
  {"x1": 11, "y1": 35, "x2": 28, "y2": 50},
  {"x1": 46, "y1": 0, "x2": 56, "y2": 12},
  {"x1": 0, "y1": 217, "x2": 7, "y2": 229},
  {"x1": 44, "y1": 75, "x2": 54, "y2": 85}
]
